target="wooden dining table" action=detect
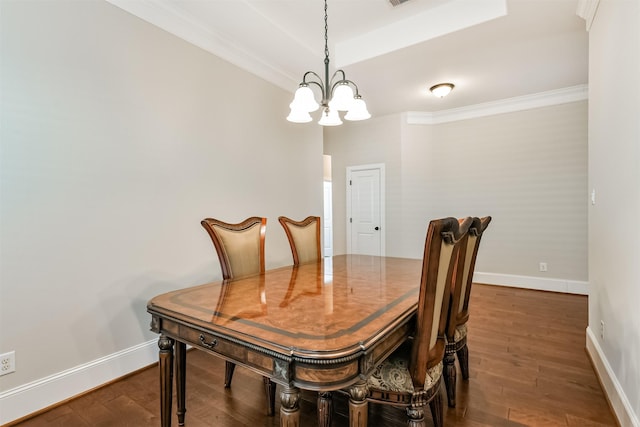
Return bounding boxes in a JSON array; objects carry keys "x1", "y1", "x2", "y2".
[{"x1": 147, "y1": 254, "x2": 423, "y2": 427}]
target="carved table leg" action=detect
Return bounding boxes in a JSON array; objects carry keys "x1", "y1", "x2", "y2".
[
  {"x1": 175, "y1": 341, "x2": 187, "y2": 425},
  {"x1": 347, "y1": 380, "x2": 368, "y2": 427},
  {"x1": 443, "y1": 350, "x2": 457, "y2": 408},
  {"x1": 279, "y1": 386, "x2": 300, "y2": 427},
  {"x1": 317, "y1": 392, "x2": 333, "y2": 427},
  {"x1": 158, "y1": 335, "x2": 174, "y2": 427},
  {"x1": 263, "y1": 377, "x2": 276, "y2": 416}
]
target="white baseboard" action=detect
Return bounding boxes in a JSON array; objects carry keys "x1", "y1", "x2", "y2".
[
  {"x1": 0, "y1": 339, "x2": 158, "y2": 425},
  {"x1": 473, "y1": 271, "x2": 588, "y2": 295},
  {"x1": 586, "y1": 327, "x2": 640, "y2": 427}
]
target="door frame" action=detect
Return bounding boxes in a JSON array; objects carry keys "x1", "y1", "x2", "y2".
[{"x1": 346, "y1": 163, "x2": 386, "y2": 256}]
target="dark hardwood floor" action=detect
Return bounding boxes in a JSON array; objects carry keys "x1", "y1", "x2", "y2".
[{"x1": 10, "y1": 284, "x2": 617, "y2": 427}]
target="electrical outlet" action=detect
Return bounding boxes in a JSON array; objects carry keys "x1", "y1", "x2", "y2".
[
  {"x1": 600, "y1": 320, "x2": 605, "y2": 340},
  {"x1": 0, "y1": 351, "x2": 15, "y2": 376},
  {"x1": 539, "y1": 262, "x2": 548, "y2": 272}
]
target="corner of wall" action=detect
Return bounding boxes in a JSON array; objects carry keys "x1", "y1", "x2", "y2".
[{"x1": 576, "y1": 0, "x2": 601, "y2": 31}]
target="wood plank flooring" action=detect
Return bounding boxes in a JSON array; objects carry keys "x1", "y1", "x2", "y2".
[{"x1": 10, "y1": 284, "x2": 617, "y2": 427}]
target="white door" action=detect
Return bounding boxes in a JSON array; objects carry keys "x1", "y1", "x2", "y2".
[{"x1": 347, "y1": 164, "x2": 385, "y2": 256}]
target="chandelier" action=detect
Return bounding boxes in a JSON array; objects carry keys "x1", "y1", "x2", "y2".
[{"x1": 286, "y1": 0, "x2": 371, "y2": 126}]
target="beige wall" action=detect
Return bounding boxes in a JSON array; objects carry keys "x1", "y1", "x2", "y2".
[
  {"x1": 325, "y1": 102, "x2": 588, "y2": 282},
  {"x1": 0, "y1": 0, "x2": 322, "y2": 396},
  {"x1": 587, "y1": 0, "x2": 640, "y2": 424},
  {"x1": 324, "y1": 114, "x2": 403, "y2": 256}
]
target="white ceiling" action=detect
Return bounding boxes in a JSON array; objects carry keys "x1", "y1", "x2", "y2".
[{"x1": 107, "y1": 0, "x2": 588, "y2": 118}]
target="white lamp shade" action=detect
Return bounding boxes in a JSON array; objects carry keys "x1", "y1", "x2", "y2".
[
  {"x1": 329, "y1": 83, "x2": 355, "y2": 111},
  {"x1": 290, "y1": 85, "x2": 319, "y2": 112},
  {"x1": 344, "y1": 97, "x2": 371, "y2": 121},
  {"x1": 318, "y1": 108, "x2": 342, "y2": 126},
  {"x1": 287, "y1": 108, "x2": 313, "y2": 123}
]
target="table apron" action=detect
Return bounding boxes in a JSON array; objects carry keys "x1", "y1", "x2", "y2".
[{"x1": 151, "y1": 313, "x2": 413, "y2": 392}]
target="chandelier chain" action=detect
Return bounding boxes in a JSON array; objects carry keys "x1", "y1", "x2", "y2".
[{"x1": 324, "y1": 0, "x2": 329, "y2": 62}]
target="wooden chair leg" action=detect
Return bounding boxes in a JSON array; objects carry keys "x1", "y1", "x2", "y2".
[
  {"x1": 428, "y1": 388, "x2": 444, "y2": 427},
  {"x1": 263, "y1": 377, "x2": 276, "y2": 416},
  {"x1": 443, "y1": 351, "x2": 457, "y2": 407},
  {"x1": 457, "y1": 343, "x2": 470, "y2": 380},
  {"x1": 224, "y1": 361, "x2": 236, "y2": 388},
  {"x1": 406, "y1": 406, "x2": 426, "y2": 427}
]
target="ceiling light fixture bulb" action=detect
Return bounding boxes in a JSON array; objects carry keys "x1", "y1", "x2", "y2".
[
  {"x1": 344, "y1": 96, "x2": 371, "y2": 121},
  {"x1": 430, "y1": 83, "x2": 455, "y2": 98},
  {"x1": 318, "y1": 107, "x2": 343, "y2": 126}
]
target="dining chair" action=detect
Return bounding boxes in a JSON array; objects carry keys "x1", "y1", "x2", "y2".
[
  {"x1": 200, "y1": 216, "x2": 276, "y2": 415},
  {"x1": 443, "y1": 216, "x2": 492, "y2": 407},
  {"x1": 366, "y1": 217, "x2": 473, "y2": 427},
  {"x1": 278, "y1": 216, "x2": 321, "y2": 265},
  {"x1": 201, "y1": 216, "x2": 266, "y2": 281}
]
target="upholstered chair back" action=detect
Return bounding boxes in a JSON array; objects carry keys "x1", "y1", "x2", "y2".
[
  {"x1": 409, "y1": 217, "x2": 472, "y2": 389},
  {"x1": 278, "y1": 216, "x2": 321, "y2": 265},
  {"x1": 201, "y1": 217, "x2": 267, "y2": 280},
  {"x1": 447, "y1": 216, "x2": 492, "y2": 339}
]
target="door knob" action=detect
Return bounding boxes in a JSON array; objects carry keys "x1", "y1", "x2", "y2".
[{"x1": 374, "y1": 227, "x2": 379, "y2": 231}]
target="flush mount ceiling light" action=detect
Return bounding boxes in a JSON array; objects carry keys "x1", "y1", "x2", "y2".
[
  {"x1": 430, "y1": 83, "x2": 455, "y2": 98},
  {"x1": 287, "y1": 0, "x2": 371, "y2": 126}
]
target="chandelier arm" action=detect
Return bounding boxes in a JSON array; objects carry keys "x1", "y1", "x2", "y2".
[
  {"x1": 329, "y1": 69, "x2": 347, "y2": 85},
  {"x1": 302, "y1": 71, "x2": 323, "y2": 84},
  {"x1": 301, "y1": 71, "x2": 327, "y2": 100},
  {"x1": 343, "y1": 80, "x2": 362, "y2": 97},
  {"x1": 305, "y1": 80, "x2": 327, "y2": 101}
]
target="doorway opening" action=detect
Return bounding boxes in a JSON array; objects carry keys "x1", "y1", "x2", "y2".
[{"x1": 323, "y1": 155, "x2": 333, "y2": 257}]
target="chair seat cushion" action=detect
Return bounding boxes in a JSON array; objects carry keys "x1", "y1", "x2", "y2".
[
  {"x1": 367, "y1": 343, "x2": 443, "y2": 394},
  {"x1": 454, "y1": 324, "x2": 467, "y2": 343}
]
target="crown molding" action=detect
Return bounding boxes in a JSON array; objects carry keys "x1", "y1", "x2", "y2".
[
  {"x1": 105, "y1": 0, "x2": 298, "y2": 92},
  {"x1": 406, "y1": 85, "x2": 588, "y2": 125},
  {"x1": 576, "y1": 0, "x2": 601, "y2": 31}
]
